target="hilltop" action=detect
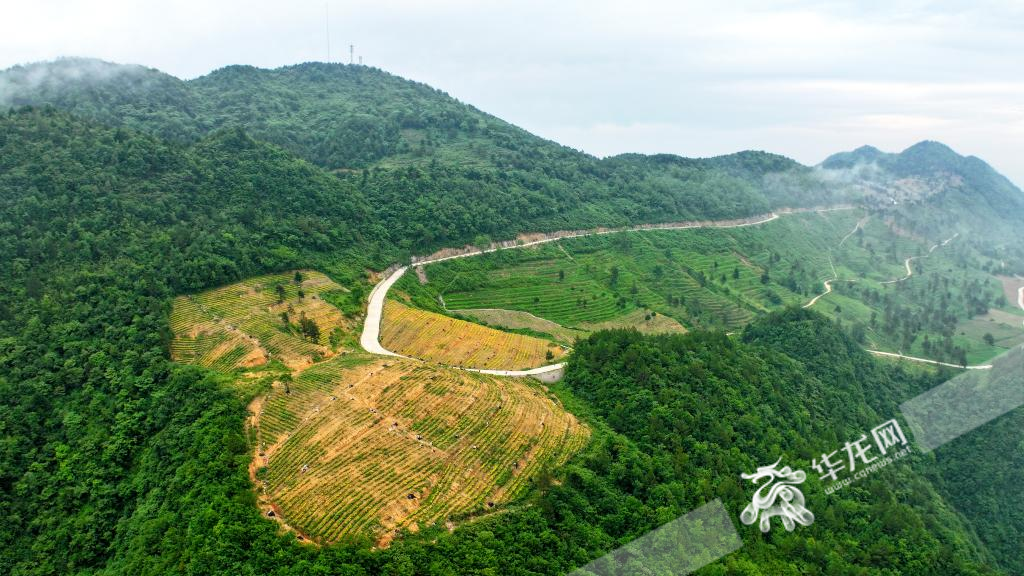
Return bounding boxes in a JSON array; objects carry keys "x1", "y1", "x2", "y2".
[
  {"x1": 820, "y1": 140, "x2": 1024, "y2": 242},
  {"x1": 5, "y1": 59, "x2": 1022, "y2": 249}
]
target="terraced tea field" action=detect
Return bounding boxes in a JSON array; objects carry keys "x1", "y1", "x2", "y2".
[
  {"x1": 381, "y1": 300, "x2": 566, "y2": 369},
  {"x1": 252, "y1": 355, "x2": 588, "y2": 545},
  {"x1": 170, "y1": 270, "x2": 358, "y2": 371},
  {"x1": 398, "y1": 210, "x2": 860, "y2": 334}
]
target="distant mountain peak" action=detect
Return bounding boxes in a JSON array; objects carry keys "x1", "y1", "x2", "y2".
[
  {"x1": 820, "y1": 144, "x2": 887, "y2": 170},
  {"x1": 851, "y1": 144, "x2": 883, "y2": 155},
  {"x1": 902, "y1": 140, "x2": 955, "y2": 154}
]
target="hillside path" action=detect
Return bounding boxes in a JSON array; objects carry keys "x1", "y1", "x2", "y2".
[
  {"x1": 809, "y1": 229, "x2": 994, "y2": 369},
  {"x1": 880, "y1": 233, "x2": 959, "y2": 284},
  {"x1": 866, "y1": 350, "x2": 991, "y2": 370},
  {"x1": 362, "y1": 206, "x2": 853, "y2": 376},
  {"x1": 804, "y1": 252, "x2": 840, "y2": 309}
]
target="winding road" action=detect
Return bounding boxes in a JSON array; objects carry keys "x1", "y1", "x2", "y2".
[
  {"x1": 361, "y1": 207, "x2": 850, "y2": 376},
  {"x1": 1018, "y1": 284, "x2": 1024, "y2": 327},
  {"x1": 838, "y1": 215, "x2": 869, "y2": 248},
  {"x1": 880, "y1": 233, "x2": 959, "y2": 285},
  {"x1": 803, "y1": 252, "x2": 840, "y2": 309},
  {"x1": 845, "y1": 231, "x2": 994, "y2": 369},
  {"x1": 359, "y1": 266, "x2": 409, "y2": 358},
  {"x1": 361, "y1": 210, "x2": 998, "y2": 375},
  {"x1": 866, "y1": 350, "x2": 991, "y2": 370}
]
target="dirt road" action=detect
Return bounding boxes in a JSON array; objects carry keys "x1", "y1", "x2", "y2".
[
  {"x1": 880, "y1": 233, "x2": 959, "y2": 285},
  {"x1": 866, "y1": 350, "x2": 991, "y2": 370}
]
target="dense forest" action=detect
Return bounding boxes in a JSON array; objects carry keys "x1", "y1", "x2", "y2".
[
  {"x1": 0, "y1": 58, "x2": 861, "y2": 233},
  {"x1": 2, "y1": 59, "x2": 1024, "y2": 575}
]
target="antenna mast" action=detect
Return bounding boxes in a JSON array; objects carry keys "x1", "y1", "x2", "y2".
[{"x1": 349, "y1": 44, "x2": 354, "y2": 65}]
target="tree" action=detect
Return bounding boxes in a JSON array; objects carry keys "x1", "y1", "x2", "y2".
[
  {"x1": 298, "y1": 312, "x2": 320, "y2": 342},
  {"x1": 294, "y1": 271, "x2": 304, "y2": 283},
  {"x1": 609, "y1": 266, "x2": 620, "y2": 287},
  {"x1": 983, "y1": 333, "x2": 995, "y2": 346},
  {"x1": 473, "y1": 234, "x2": 491, "y2": 249},
  {"x1": 275, "y1": 284, "x2": 286, "y2": 303},
  {"x1": 851, "y1": 322, "x2": 866, "y2": 343}
]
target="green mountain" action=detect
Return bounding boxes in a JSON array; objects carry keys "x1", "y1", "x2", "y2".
[
  {"x1": 0, "y1": 59, "x2": 855, "y2": 228},
  {"x1": 0, "y1": 58, "x2": 200, "y2": 140},
  {"x1": 1, "y1": 57, "x2": 582, "y2": 170},
  {"x1": 7, "y1": 59, "x2": 1021, "y2": 249},
  {"x1": 821, "y1": 141, "x2": 1024, "y2": 245},
  {"x1": 1, "y1": 58, "x2": 1023, "y2": 575}
]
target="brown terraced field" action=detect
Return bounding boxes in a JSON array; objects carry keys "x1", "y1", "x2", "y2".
[
  {"x1": 169, "y1": 270, "x2": 357, "y2": 372},
  {"x1": 170, "y1": 272, "x2": 589, "y2": 547},
  {"x1": 251, "y1": 355, "x2": 588, "y2": 546},
  {"x1": 380, "y1": 299, "x2": 567, "y2": 370}
]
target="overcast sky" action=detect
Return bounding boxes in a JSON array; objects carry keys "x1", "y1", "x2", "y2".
[{"x1": 3, "y1": 0, "x2": 1022, "y2": 185}]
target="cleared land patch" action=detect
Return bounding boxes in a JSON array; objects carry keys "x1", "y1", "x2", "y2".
[
  {"x1": 381, "y1": 300, "x2": 566, "y2": 369},
  {"x1": 252, "y1": 355, "x2": 588, "y2": 546},
  {"x1": 580, "y1": 308, "x2": 688, "y2": 334},
  {"x1": 170, "y1": 270, "x2": 357, "y2": 372},
  {"x1": 172, "y1": 272, "x2": 589, "y2": 547}
]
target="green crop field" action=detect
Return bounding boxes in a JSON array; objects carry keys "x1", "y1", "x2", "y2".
[
  {"x1": 396, "y1": 209, "x2": 1022, "y2": 365},
  {"x1": 397, "y1": 211, "x2": 857, "y2": 333}
]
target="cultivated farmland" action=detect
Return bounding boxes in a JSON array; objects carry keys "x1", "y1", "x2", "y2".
[
  {"x1": 170, "y1": 270, "x2": 358, "y2": 372},
  {"x1": 380, "y1": 300, "x2": 566, "y2": 369},
  {"x1": 171, "y1": 271, "x2": 589, "y2": 547},
  {"x1": 252, "y1": 355, "x2": 588, "y2": 546},
  {"x1": 398, "y1": 210, "x2": 859, "y2": 333},
  {"x1": 393, "y1": 209, "x2": 1021, "y2": 365}
]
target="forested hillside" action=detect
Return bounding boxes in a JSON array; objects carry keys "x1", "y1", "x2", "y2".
[
  {"x1": 1, "y1": 57, "x2": 1024, "y2": 575},
  {"x1": 6, "y1": 59, "x2": 1022, "y2": 252},
  {"x1": 0, "y1": 58, "x2": 857, "y2": 227}
]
